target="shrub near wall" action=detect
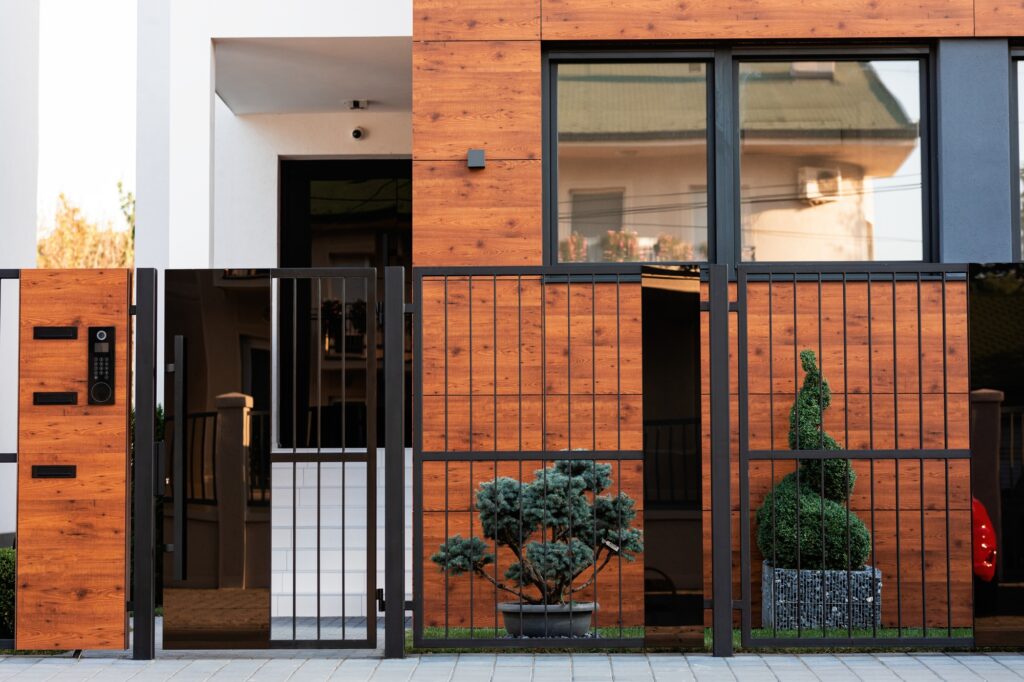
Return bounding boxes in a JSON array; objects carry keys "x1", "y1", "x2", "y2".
[{"x1": 0, "y1": 548, "x2": 13, "y2": 638}]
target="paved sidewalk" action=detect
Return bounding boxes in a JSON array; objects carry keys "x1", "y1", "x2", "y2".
[{"x1": 0, "y1": 652, "x2": 1022, "y2": 681}]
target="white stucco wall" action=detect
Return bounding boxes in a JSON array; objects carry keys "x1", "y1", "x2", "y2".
[
  {"x1": 0, "y1": 0, "x2": 40, "y2": 540},
  {"x1": 213, "y1": 100, "x2": 412, "y2": 268},
  {"x1": 136, "y1": 0, "x2": 412, "y2": 270}
]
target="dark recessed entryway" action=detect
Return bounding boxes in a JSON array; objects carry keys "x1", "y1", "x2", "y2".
[{"x1": 641, "y1": 267, "x2": 704, "y2": 648}]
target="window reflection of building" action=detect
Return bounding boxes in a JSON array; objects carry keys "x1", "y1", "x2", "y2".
[{"x1": 555, "y1": 59, "x2": 923, "y2": 263}]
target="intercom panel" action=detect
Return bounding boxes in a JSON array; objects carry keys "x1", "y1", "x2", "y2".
[{"x1": 88, "y1": 326, "x2": 116, "y2": 404}]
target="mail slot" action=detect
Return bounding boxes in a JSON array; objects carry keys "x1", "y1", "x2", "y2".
[
  {"x1": 31, "y1": 465, "x2": 77, "y2": 479},
  {"x1": 33, "y1": 326, "x2": 78, "y2": 340},
  {"x1": 33, "y1": 391, "x2": 77, "y2": 405}
]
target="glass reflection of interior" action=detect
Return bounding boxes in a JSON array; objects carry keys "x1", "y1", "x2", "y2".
[
  {"x1": 739, "y1": 60, "x2": 923, "y2": 262},
  {"x1": 162, "y1": 269, "x2": 272, "y2": 649},
  {"x1": 557, "y1": 62, "x2": 709, "y2": 263},
  {"x1": 971, "y1": 264, "x2": 1024, "y2": 647}
]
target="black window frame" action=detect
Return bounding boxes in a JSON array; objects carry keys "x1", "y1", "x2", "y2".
[
  {"x1": 544, "y1": 44, "x2": 939, "y2": 269},
  {"x1": 1012, "y1": 49, "x2": 1024, "y2": 262}
]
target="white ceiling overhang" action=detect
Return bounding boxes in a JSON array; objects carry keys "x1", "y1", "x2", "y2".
[{"x1": 214, "y1": 36, "x2": 412, "y2": 114}]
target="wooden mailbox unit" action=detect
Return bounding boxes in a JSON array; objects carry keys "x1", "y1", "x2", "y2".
[{"x1": 16, "y1": 269, "x2": 132, "y2": 650}]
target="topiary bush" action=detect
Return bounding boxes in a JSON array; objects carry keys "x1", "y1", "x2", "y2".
[
  {"x1": 0, "y1": 548, "x2": 14, "y2": 639},
  {"x1": 756, "y1": 350, "x2": 871, "y2": 570},
  {"x1": 431, "y1": 460, "x2": 643, "y2": 605}
]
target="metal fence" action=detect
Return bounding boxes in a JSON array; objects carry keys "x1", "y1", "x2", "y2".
[
  {"x1": 735, "y1": 263, "x2": 973, "y2": 649},
  {"x1": 412, "y1": 266, "x2": 648, "y2": 649}
]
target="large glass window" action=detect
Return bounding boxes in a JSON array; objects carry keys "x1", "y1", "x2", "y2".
[
  {"x1": 555, "y1": 62, "x2": 709, "y2": 263},
  {"x1": 738, "y1": 60, "x2": 925, "y2": 261}
]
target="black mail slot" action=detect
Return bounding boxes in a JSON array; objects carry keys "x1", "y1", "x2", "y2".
[
  {"x1": 33, "y1": 391, "x2": 77, "y2": 405},
  {"x1": 33, "y1": 326, "x2": 78, "y2": 340},
  {"x1": 31, "y1": 465, "x2": 77, "y2": 479}
]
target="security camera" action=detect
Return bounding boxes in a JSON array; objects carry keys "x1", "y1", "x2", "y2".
[{"x1": 352, "y1": 127, "x2": 366, "y2": 140}]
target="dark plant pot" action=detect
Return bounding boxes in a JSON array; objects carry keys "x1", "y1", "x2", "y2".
[
  {"x1": 497, "y1": 602, "x2": 597, "y2": 638},
  {"x1": 762, "y1": 560, "x2": 882, "y2": 630}
]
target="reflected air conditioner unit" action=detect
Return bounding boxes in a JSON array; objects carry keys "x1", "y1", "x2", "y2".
[{"x1": 797, "y1": 166, "x2": 842, "y2": 205}]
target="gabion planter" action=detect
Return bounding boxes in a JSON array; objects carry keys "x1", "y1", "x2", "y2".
[{"x1": 761, "y1": 561, "x2": 882, "y2": 630}]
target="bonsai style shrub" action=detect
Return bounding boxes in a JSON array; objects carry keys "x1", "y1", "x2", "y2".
[
  {"x1": 431, "y1": 460, "x2": 643, "y2": 616},
  {"x1": 756, "y1": 350, "x2": 870, "y2": 571}
]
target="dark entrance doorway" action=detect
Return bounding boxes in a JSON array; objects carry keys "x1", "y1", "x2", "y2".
[
  {"x1": 279, "y1": 158, "x2": 411, "y2": 272},
  {"x1": 278, "y1": 158, "x2": 412, "y2": 448},
  {"x1": 641, "y1": 267, "x2": 704, "y2": 647}
]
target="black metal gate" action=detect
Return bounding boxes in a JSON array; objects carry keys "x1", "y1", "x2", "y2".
[
  {"x1": 270, "y1": 268, "x2": 378, "y2": 648},
  {"x1": 132, "y1": 266, "x2": 407, "y2": 657},
  {"x1": 733, "y1": 263, "x2": 973, "y2": 649}
]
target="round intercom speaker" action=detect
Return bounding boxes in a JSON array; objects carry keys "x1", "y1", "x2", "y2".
[
  {"x1": 90, "y1": 382, "x2": 112, "y2": 403},
  {"x1": 96, "y1": 330, "x2": 108, "y2": 341}
]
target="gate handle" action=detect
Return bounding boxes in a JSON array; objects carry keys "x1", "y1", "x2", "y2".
[{"x1": 171, "y1": 335, "x2": 188, "y2": 581}]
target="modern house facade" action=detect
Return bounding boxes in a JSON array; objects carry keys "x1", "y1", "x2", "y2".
[{"x1": 2, "y1": 0, "x2": 1024, "y2": 658}]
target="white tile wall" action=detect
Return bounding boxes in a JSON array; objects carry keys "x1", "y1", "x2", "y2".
[{"x1": 271, "y1": 448, "x2": 413, "y2": 618}]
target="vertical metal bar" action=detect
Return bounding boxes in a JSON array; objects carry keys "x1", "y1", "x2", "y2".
[
  {"x1": 709, "y1": 264, "x2": 732, "y2": 656},
  {"x1": 316, "y1": 278, "x2": 322, "y2": 641},
  {"x1": 738, "y1": 265, "x2": 752, "y2": 645},
  {"x1": 493, "y1": 275, "x2": 499, "y2": 639},
  {"x1": 867, "y1": 273, "x2": 878, "y2": 638},
  {"x1": 173, "y1": 334, "x2": 188, "y2": 581},
  {"x1": 132, "y1": 268, "x2": 157, "y2": 660},
  {"x1": 843, "y1": 272, "x2": 852, "y2": 638},
  {"x1": 793, "y1": 275, "x2": 801, "y2": 639},
  {"x1": 291, "y1": 280, "x2": 298, "y2": 642},
  {"x1": 768, "y1": 272, "x2": 777, "y2": 640},
  {"x1": 384, "y1": 266, "x2": 406, "y2": 658},
  {"x1": 591, "y1": 273, "x2": 598, "y2": 638},
  {"x1": 443, "y1": 276, "x2": 449, "y2": 638},
  {"x1": 818, "y1": 273, "x2": 825, "y2": 637},
  {"x1": 892, "y1": 275, "x2": 902, "y2": 637},
  {"x1": 615, "y1": 274, "x2": 622, "y2": 639},
  {"x1": 341, "y1": 278, "x2": 349, "y2": 640},
  {"x1": 541, "y1": 276, "x2": 549, "y2": 635},
  {"x1": 917, "y1": 273, "x2": 926, "y2": 636},
  {"x1": 468, "y1": 276, "x2": 474, "y2": 637},
  {"x1": 941, "y1": 272, "x2": 952, "y2": 637},
  {"x1": 365, "y1": 274, "x2": 378, "y2": 648},
  {"x1": 567, "y1": 276, "x2": 574, "y2": 637}
]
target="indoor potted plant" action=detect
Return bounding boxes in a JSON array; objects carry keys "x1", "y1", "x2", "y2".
[
  {"x1": 600, "y1": 229, "x2": 639, "y2": 262},
  {"x1": 756, "y1": 350, "x2": 881, "y2": 630},
  {"x1": 431, "y1": 460, "x2": 643, "y2": 638}
]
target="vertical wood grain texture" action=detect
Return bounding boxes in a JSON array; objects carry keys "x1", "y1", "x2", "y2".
[
  {"x1": 542, "y1": 0, "x2": 975, "y2": 40},
  {"x1": 413, "y1": 161, "x2": 543, "y2": 266},
  {"x1": 413, "y1": 41, "x2": 541, "y2": 161},
  {"x1": 414, "y1": 0, "x2": 541, "y2": 41},
  {"x1": 700, "y1": 277, "x2": 972, "y2": 627},
  {"x1": 419, "y1": 276, "x2": 644, "y2": 630},
  {"x1": 17, "y1": 269, "x2": 131, "y2": 650}
]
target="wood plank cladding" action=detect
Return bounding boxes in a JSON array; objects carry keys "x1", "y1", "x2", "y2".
[
  {"x1": 411, "y1": 37, "x2": 542, "y2": 266},
  {"x1": 975, "y1": 0, "x2": 1024, "y2": 36},
  {"x1": 415, "y1": 0, "x2": 540, "y2": 41},
  {"x1": 17, "y1": 269, "x2": 131, "y2": 650},
  {"x1": 541, "y1": 0, "x2": 975, "y2": 40},
  {"x1": 413, "y1": 161, "x2": 543, "y2": 267},
  {"x1": 418, "y1": 274, "x2": 645, "y2": 629},
  {"x1": 698, "y1": 277, "x2": 973, "y2": 628},
  {"x1": 413, "y1": 41, "x2": 541, "y2": 162},
  {"x1": 419, "y1": 275, "x2": 643, "y2": 452}
]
